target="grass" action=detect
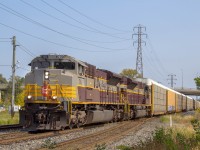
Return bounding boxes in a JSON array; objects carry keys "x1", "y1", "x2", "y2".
[
  {"x1": 0, "y1": 111, "x2": 19, "y2": 125},
  {"x1": 117, "y1": 111, "x2": 200, "y2": 150},
  {"x1": 160, "y1": 115, "x2": 170, "y2": 123},
  {"x1": 160, "y1": 113, "x2": 195, "y2": 128},
  {"x1": 117, "y1": 145, "x2": 132, "y2": 150},
  {"x1": 126, "y1": 126, "x2": 200, "y2": 150},
  {"x1": 41, "y1": 138, "x2": 57, "y2": 149}
]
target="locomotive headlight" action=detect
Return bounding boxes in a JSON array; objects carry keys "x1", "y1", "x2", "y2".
[
  {"x1": 44, "y1": 75, "x2": 49, "y2": 79},
  {"x1": 27, "y1": 95, "x2": 32, "y2": 99},
  {"x1": 44, "y1": 71, "x2": 49, "y2": 80},
  {"x1": 45, "y1": 71, "x2": 49, "y2": 75},
  {"x1": 52, "y1": 96, "x2": 57, "y2": 100}
]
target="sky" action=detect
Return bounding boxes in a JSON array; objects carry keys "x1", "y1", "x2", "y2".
[{"x1": 0, "y1": 0, "x2": 200, "y2": 89}]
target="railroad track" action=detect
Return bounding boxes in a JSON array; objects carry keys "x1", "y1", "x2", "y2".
[
  {"x1": 0, "y1": 127, "x2": 83, "y2": 145},
  {"x1": 0, "y1": 124, "x2": 22, "y2": 130},
  {"x1": 40, "y1": 117, "x2": 153, "y2": 150},
  {"x1": 0, "y1": 123, "x2": 108, "y2": 145}
]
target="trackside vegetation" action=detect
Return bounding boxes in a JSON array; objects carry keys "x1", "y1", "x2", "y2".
[
  {"x1": 0, "y1": 111, "x2": 19, "y2": 125},
  {"x1": 117, "y1": 110, "x2": 200, "y2": 150}
]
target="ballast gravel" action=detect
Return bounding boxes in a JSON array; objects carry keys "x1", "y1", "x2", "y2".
[
  {"x1": 0, "y1": 117, "x2": 171, "y2": 150},
  {"x1": 107, "y1": 118, "x2": 167, "y2": 150}
]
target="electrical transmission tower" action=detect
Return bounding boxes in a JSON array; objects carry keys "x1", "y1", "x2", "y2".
[
  {"x1": 167, "y1": 74, "x2": 177, "y2": 88},
  {"x1": 132, "y1": 24, "x2": 147, "y2": 78}
]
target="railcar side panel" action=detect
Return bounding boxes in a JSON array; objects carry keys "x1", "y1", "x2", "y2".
[
  {"x1": 167, "y1": 90, "x2": 176, "y2": 113},
  {"x1": 182, "y1": 96, "x2": 187, "y2": 111},
  {"x1": 187, "y1": 97, "x2": 193, "y2": 111},
  {"x1": 175, "y1": 93, "x2": 182, "y2": 112},
  {"x1": 152, "y1": 84, "x2": 167, "y2": 115}
]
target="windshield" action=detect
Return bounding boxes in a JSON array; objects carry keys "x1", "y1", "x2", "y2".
[
  {"x1": 32, "y1": 61, "x2": 50, "y2": 69},
  {"x1": 54, "y1": 62, "x2": 75, "y2": 70}
]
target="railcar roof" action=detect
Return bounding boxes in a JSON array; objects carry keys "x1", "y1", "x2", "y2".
[
  {"x1": 29, "y1": 54, "x2": 87, "y2": 67},
  {"x1": 134, "y1": 78, "x2": 184, "y2": 95}
]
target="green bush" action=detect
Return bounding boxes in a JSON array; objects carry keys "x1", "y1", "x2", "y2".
[
  {"x1": 116, "y1": 145, "x2": 132, "y2": 150},
  {"x1": 132, "y1": 127, "x2": 200, "y2": 150},
  {"x1": 160, "y1": 116, "x2": 169, "y2": 123},
  {"x1": 95, "y1": 143, "x2": 106, "y2": 150},
  {"x1": 41, "y1": 138, "x2": 56, "y2": 149},
  {"x1": 0, "y1": 111, "x2": 19, "y2": 125}
]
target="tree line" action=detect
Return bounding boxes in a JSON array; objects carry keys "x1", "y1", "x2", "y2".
[{"x1": 0, "y1": 74, "x2": 24, "y2": 107}]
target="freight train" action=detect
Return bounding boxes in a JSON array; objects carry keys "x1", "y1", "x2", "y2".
[{"x1": 19, "y1": 54, "x2": 200, "y2": 131}]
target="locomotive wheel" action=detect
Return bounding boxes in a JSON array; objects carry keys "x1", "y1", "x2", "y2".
[
  {"x1": 61, "y1": 126, "x2": 65, "y2": 131},
  {"x1": 113, "y1": 115, "x2": 118, "y2": 122},
  {"x1": 69, "y1": 121, "x2": 74, "y2": 129},
  {"x1": 69, "y1": 124, "x2": 73, "y2": 129},
  {"x1": 76, "y1": 122, "x2": 80, "y2": 128}
]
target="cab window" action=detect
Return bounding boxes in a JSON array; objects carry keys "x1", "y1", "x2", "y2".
[
  {"x1": 54, "y1": 62, "x2": 75, "y2": 70},
  {"x1": 78, "y1": 64, "x2": 84, "y2": 75},
  {"x1": 32, "y1": 61, "x2": 50, "y2": 69}
]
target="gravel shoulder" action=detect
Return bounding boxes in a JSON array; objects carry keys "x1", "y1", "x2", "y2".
[
  {"x1": 107, "y1": 117, "x2": 167, "y2": 149},
  {"x1": 0, "y1": 114, "x2": 188, "y2": 150}
]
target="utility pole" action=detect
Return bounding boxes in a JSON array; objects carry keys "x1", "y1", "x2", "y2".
[
  {"x1": 181, "y1": 69, "x2": 183, "y2": 89},
  {"x1": 11, "y1": 36, "x2": 16, "y2": 118},
  {"x1": 132, "y1": 24, "x2": 147, "y2": 78},
  {"x1": 167, "y1": 74, "x2": 177, "y2": 89}
]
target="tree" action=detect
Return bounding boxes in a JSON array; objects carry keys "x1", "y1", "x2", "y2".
[
  {"x1": 0, "y1": 74, "x2": 8, "y2": 102},
  {"x1": 120, "y1": 68, "x2": 141, "y2": 79},
  {"x1": 0, "y1": 74, "x2": 8, "y2": 84},
  {"x1": 15, "y1": 90, "x2": 24, "y2": 106},
  {"x1": 7, "y1": 76, "x2": 25, "y2": 105},
  {"x1": 194, "y1": 77, "x2": 200, "y2": 89}
]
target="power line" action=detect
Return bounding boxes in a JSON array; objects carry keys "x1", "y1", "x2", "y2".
[
  {"x1": 0, "y1": 65, "x2": 11, "y2": 66},
  {"x1": 19, "y1": 0, "x2": 131, "y2": 43},
  {"x1": 0, "y1": 38, "x2": 10, "y2": 39},
  {"x1": 146, "y1": 37, "x2": 169, "y2": 75},
  {"x1": 17, "y1": 41, "x2": 36, "y2": 57},
  {"x1": 17, "y1": 66, "x2": 30, "y2": 72},
  {"x1": 0, "y1": 22, "x2": 132, "y2": 53},
  {"x1": 40, "y1": 0, "x2": 130, "y2": 40},
  {"x1": 19, "y1": 0, "x2": 99, "y2": 34},
  {"x1": 143, "y1": 47, "x2": 166, "y2": 79},
  {"x1": 0, "y1": 3, "x2": 131, "y2": 51},
  {"x1": 57, "y1": 0, "x2": 131, "y2": 33},
  {"x1": 0, "y1": 41, "x2": 10, "y2": 42},
  {"x1": 145, "y1": 46, "x2": 166, "y2": 77}
]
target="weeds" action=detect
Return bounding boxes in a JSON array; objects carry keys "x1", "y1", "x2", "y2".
[
  {"x1": 41, "y1": 138, "x2": 57, "y2": 149},
  {"x1": 116, "y1": 145, "x2": 132, "y2": 150},
  {"x1": 0, "y1": 111, "x2": 19, "y2": 125},
  {"x1": 95, "y1": 143, "x2": 106, "y2": 150},
  {"x1": 132, "y1": 110, "x2": 200, "y2": 150},
  {"x1": 160, "y1": 116, "x2": 169, "y2": 123}
]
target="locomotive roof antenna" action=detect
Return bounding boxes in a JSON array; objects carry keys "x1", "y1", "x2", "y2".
[{"x1": 132, "y1": 24, "x2": 147, "y2": 78}]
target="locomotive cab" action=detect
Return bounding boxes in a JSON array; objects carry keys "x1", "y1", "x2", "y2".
[{"x1": 20, "y1": 55, "x2": 78, "y2": 131}]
